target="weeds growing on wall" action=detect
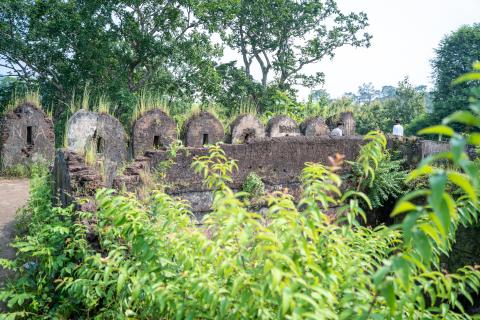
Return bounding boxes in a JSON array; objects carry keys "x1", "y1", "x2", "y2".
[
  {"x1": 242, "y1": 172, "x2": 265, "y2": 198},
  {"x1": 132, "y1": 91, "x2": 170, "y2": 123},
  {"x1": 2, "y1": 90, "x2": 42, "y2": 114}
]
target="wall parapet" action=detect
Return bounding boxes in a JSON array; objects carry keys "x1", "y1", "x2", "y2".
[{"x1": 53, "y1": 134, "x2": 455, "y2": 215}]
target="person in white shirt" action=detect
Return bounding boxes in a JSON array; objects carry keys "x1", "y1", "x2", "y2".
[
  {"x1": 331, "y1": 122, "x2": 343, "y2": 137},
  {"x1": 392, "y1": 119, "x2": 404, "y2": 137}
]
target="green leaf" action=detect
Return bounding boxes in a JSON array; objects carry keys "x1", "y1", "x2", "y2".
[
  {"x1": 452, "y1": 72, "x2": 480, "y2": 85},
  {"x1": 402, "y1": 212, "x2": 421, "y2": 245},
  {"x1": 443, "y1": 110, "x2": 480, "y2": 126},
  {"x1": 413, "y1": 231, "x2": 432, "y2": 263},
  {"x1": 407, "y1": 166, "x2": 433, "y2": 182},
  {"x1": 117, "y1": 267, "x2": 128, "y2": 295},
  {"x1": 467, "y1": 133, "x2": 480, "y2": 145},
  {"x1": 429, "y1": 174, "x2": 450, "y2": 238},
  {"x1": 391, "y1": 201, "x2": 417, "y2": 217},
  {"x1": 380, "y1": 279, "x2": 396, "y2": 314},
  {"x1": 392, "y1": 256, "x2": 411, "y2": 289},
  {"x1": 419, "y1": 223, "x2": 442, "y2": 245},
  {"x1": 373, "y1": 264, "x2": 391, "y2": 286},
  {"x1": 450, "y1": 135, "x2": 466, "y2": 163},
  {"x1": 448, "y1": 171, "x2": 477, "y2": 203},
  {"x1": 281, "y1": 287, "x2": 292, "y2": 315},
  {"x1": 418, "y1": 125, "x2": 454, "y2": 137}
]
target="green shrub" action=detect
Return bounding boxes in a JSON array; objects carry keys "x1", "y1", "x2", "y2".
[
  {"x1": 2, "y1": 134, "x2": 480, "y2": 318},
  {"x1": 2, "y1": 66, "x2": 480, "y2": 318},
  {"x1": 242, "y1": 172, "x2": 265, "y2": 198},
  {"x1": 348, "y1": 134, "x2": 409, "y2": 209}
]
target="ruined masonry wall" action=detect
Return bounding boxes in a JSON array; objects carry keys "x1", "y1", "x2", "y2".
[
  {"x1": 0, "y1": 103, "x2": 55, "y2": 169},
  {"x1": 114, "y1": 136, "x2": 366, "y2": 213},
  {"x1": 132, "y1": 109, "x2": 176, "y2": 158},
  {"x1": 66, "y1": 110, "x2": 127, "y2": 186},
  {"x1": 52, "y1": 150, "x2": 104, "y2": 210}
]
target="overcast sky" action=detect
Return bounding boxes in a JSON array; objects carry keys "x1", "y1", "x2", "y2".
[{"x1": 227, "y1": 0, "x2": 480, "y2": 99}]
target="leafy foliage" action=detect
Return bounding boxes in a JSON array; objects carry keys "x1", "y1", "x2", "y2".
[
  {"x1": 3, "y1": 121, "x2": 480, "y2": 318},
  {"x1": 429, "y1": 23, "x2": 480, "y2": 129},
  {"x1": 3, "y1": 68, "x2": 480, "y2": 319},
  {"x1": 242, "y1": 172, "x2": 265, "y2": 198},
  {"x1": 0, "y1": 0, "x2": 222, "y2": 126},
  {"x1": 355, "y1": 78, "x2": 426, "y2": 135},
  {"x1": 349, "y1": 132, "x2": 409, "y2": 209},
  {"x1": 204, "y1": 0, "x2": 371, "y2": 90},
  {"x1": 362, "y1": 155, "x2": 407, "y2": 209}
]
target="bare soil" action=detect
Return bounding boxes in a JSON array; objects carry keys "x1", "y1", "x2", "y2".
[{"x1": 0, "y1": 179, "x2": 29, "y2": 288}]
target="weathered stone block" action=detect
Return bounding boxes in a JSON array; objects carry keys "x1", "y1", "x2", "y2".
[
  {"x1": 230, "y1": 114, "x2": 265, "y2": 143},
  {"x1": 0, "y1": 103, "x2": 55, "y2": 170},
  {"x1": 327, "y1": 112, "x2": 356, "y2": 136},
  {"x1": 66, "y1": 110, "x2": 127, "y2": 186},
  {"x1": 51, "y1": 149, "x2": 104, "y2": 208},
  {"x1": 300, "y1": 117, "x2": 330, "y2": 136},
  {"x1": 266, "y1": 115, "x2": 300, "y2": 137},
  {"x1": 132, "y1": 109, "x2": 177, "y2": 157},
  {"x1": 115, "y1": 136, "x2": 366, "y2": 213},
  {"x1": 182, "y1": 112, "x2": 224, "y2": 147}
]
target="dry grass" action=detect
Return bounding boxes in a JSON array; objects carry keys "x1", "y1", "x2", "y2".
[
  {"x1": 96, "y1": 95, "x2": 111, "y2": 115},
  {"x1": 81, "y1": 84, "x2": 90, "y2": 111},
  {"x1": 235, "y1": 98, "x2": 258, "y2": 117},
  {"x1": 84, "y1": 140, "x2": 97, "y2": 167},
  {"x1": 4, "y1": 90, "x2": 42, "y2": 113},
  {"x1": 132, "y1": 91, "x2": 170, "y2": 122}
]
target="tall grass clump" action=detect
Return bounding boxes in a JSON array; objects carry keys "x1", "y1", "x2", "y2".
[
  {"x1": 3, "y1": 90, "x2": 42, "y2": 114},
  {"x1": 132, "y1": 91, "x2": 170, "y2": 122},
  {"x1": 96, "y1": 95, "x2": 112, "y2": 115}
]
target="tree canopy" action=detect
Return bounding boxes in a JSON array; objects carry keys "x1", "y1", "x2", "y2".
[
  {"x1": 430, "y1": 23, "x2": 480, "y2": 127},
  {"x1": 205, "y1": 0, "x2": 371, "y2": 90},
  {"x1": 0, "y1": 0, "x2": 372, "y2": 122},
  {"x1": 0, "y1": 0, "x2": 222, "y2": 119}
]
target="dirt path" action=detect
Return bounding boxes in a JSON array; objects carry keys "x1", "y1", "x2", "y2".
[{"x1": 0, "y1": 179, "x2": 29, "y2": 288}]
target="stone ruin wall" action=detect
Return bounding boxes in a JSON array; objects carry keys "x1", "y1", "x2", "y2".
[
  {"x1": 51, "y1": 110, "x2": 367, "y2": 213},
  {"x1": 53, "y1": 109, "x2": 457, "y2": 215},
  {"x1": 66, "y1": 110, "x2": 128, "y2": 186},
  {"x1": 113, "y1": 136, "x2": 451, "y2": 214},
  {"x1": 0, "y1": 103, "x2": 55, "y2": 170},
  {"x1": 113, "y1": 136, "x2": 367, "y2": 214},
  {"x1": 132, "y1": 109, "x2": 176, "y2": 157},
  {"x1": 0, "y1": 104, "x2": 456, "y2": 215}
]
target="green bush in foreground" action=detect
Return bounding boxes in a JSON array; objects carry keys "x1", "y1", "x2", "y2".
[
  {"x1": 0, "y1": 131, "x2": 479, "y2": 318},
  {"x1": 2, "y1": 67, "x2": 480, "y2": 319}
]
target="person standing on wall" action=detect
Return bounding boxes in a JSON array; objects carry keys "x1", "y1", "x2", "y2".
[
  {"x1": 331, "y1": 122, "x2": 343, "y2": 137},
  {"x1": 392, "y1": 119, "x2": 404, "y2": 137}
]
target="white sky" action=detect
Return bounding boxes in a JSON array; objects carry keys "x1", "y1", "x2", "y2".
[{"x1": 224, "y1": 0, "x2": 480, "y2": 99}]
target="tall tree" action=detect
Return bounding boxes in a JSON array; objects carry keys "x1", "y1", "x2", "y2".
[
  {"x1": 205, "y1": 0, "x2": 371, "y2": 90},
  {"x1": 430, "y1": 23, "x2": 480, "y2": 127},
  {"x1": 382, "y1": 77, "x2": 425, "y2": 127},
  {"x1": 356, "y1": 78, "x2": 425, "y2": 134},
  {"x1": 356, "y1": 82, "x2": 378, "y2": 104},
  {"x1": 0, "y1": 0, "x2": 221, "y2": 121}
]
